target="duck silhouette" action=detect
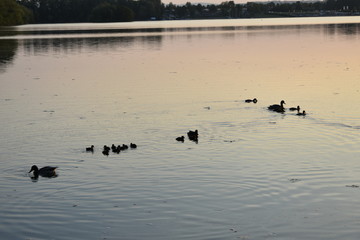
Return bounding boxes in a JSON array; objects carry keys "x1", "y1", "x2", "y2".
[
  {"x1": 297, "y1": 110, "x2": 306, "y2": 116},
  {"x1": 102, "y1": 145, "x2": 110, "y2": 155},
  {"x1": 130, "y1": 143, "x2": 137, "y2": 149},
  {"x1": 29, "y1": 165, "x2": 57, "y2": 178},
  {"x1": 245, "y1": 98, "x2": 257, "y2": 103},
  {"x1": 187, "y1": 130, "x2": 198, "y2": 142},
  {"x1": 115, "y1": 145, "x2": 121, "y2": 154},
  {"x1": 86, "y1": 145, "x2": 94, "y2": 152},
  {"x1": 111, "y1": 144, "x2": 117, "y2": 152},
  {"x1": 289, "y1": 106, "x2": 300, "y2": 111},
  {"x1": 268, "y1": 100, "x2": 286, "y2": 113},
  {"x1": 176, "y1": 136, "x2": 185, "y2": 142}
]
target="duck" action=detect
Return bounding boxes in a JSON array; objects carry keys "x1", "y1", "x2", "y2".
[
  {"x1": 115, "y1": 145, "x2": 121, "y2": 154},
  {"x1": 187, "y1": 130, "x2": 198, "y2": 141},
  {"x1": 297, "y1": 110, "x2": 306, "y2": 116},
  {"x1": 102, "y1": 145, "x2": 110, "y2": 155},
  {"x1": 130, "y1": 143, "x2": 137, "y2": 149},
  {"x1": 176, "y1": 136, "x2": 185, "y2": 142},
  {"x1": 268, "y1": 100, "x2": 286, "y2": 113},
  {"x1": 111, "y1": 144, "x2": 117, "y2": 152},
  {"x1": 289, "y1": 106, "x2": 300, "y2": 111},
  {"x1": 245, "y1": 98, "x2": 257, "y2": 103},
  {"x1": 29, "y1": 165, "x2": 57, "y2": 178},
  {"x1": 86, "y1": 145, "x2": 94, "y2": 152}
]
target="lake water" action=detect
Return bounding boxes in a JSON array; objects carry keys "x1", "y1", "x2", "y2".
[{"x1": 1, "y1": 17, "x2": 360, "y2": 240}]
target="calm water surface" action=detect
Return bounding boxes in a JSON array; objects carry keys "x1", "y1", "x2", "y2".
[{"x1": 1, "y1": 17, "x2": 360, "y2": 239}]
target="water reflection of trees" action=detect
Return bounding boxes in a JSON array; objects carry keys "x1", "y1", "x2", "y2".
[
  {"x1": 1, "y1": 22, "x2": 360, "y2": 71},
  {"x1": 0, "y1": 39, "x2": 18, "y2": 73},
  {"x1": 21, "y1": 35, "x2": 163, "y2": 55},
  {"x1": 324, "y1": 23, "x2": 360, "y2": 36}
]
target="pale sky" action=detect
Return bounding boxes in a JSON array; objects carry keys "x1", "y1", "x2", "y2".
[{"x1": 162, "y1": 0, "x2": 309, "y2": 5}]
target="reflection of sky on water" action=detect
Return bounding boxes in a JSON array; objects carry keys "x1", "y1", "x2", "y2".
[
  {"x1": 0, "y1": 19, "x2": 360, "y2": 72},
  {"x1": 1, "y1": 18, "x2": 360, "y2": 240}
]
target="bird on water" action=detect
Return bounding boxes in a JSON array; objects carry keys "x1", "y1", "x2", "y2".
[
  {"x1": 86, "y1": 145, "x2": 94, "y2": 152},
  {"x1": 187, "y1": 130, "x2": 198, "y2": 142},
  {"x1": 176, "y1": 136, "x2": 185, "y2": 142},
  {"x1": 268, "y1": 100, "x2": 286, "y2": 113},
  {"x1": 297, "y1": 110, "x2": 306, "y2": 116},
  {"x1": 29, "y1": 165, "x2": 57, "y2": 178},
  {"x1": 289, "y1": 106, "x2": 300, "y2": 112},
  {"x1": 245, "y1": 98, "x2": 257, "y2": 103}
]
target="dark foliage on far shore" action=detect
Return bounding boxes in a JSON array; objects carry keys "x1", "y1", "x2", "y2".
[
  {"x1": 15, "y1": 0, "x2": 161, "y2": 24},
  {"x1": 1, "y1": 0, "x2": 360, "y2": 26},
  {"x1": 0, "y1": 0, "x2": 33, "y2": 26}
]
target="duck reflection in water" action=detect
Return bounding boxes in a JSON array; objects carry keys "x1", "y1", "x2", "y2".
[{"x1": 29, "y1": 165, "x2": 58, "y2": 180}]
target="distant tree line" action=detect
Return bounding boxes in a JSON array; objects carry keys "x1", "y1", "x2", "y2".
[
  {"x1": 1, "y1": 0, "x2": 360, "y2": 26},
  {"x1": 163, "y1": 0, "x2": 360, "y2": 19},
  {"x1": 15, "y1": 0, "x2": 162, "y2": 23}
]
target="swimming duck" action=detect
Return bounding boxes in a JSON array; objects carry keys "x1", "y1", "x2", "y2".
[
  {"x1": 289, "y1": 106, "x2": 300, "y2": 111},
  {"x1": 111, "y1": 144, "x2": 117, "y2": 152},
  {"x1": 245, "y1": 98, "x2": 257, "y2": 103},
  {"x1": 297, "y1": 110, "x2": 306, "y2": 116},
  {"x1": 187, "y1": 130, "x2": 198, "y2": 141},
  {"x1": 130, "y1": 143, "x2": 137, "y2": 149},
  {"x1": 86, "y1": 145, "x2": 94, "y2": 152},
  {"x1": 176, "y1": 136, "x2": 185, "y2": 142},
  {"x1": 268, "y1": 100, "x2": 286, "y2": 113},
  {"x1": 102, "y1": 145, "x2": 110, "y2": 155},
  {"x1": 115, "y1": 145, "x2": 121, "y2": 154},
  {"x1": 29, "y1": 165, "x2": 57, "y2": 178}
]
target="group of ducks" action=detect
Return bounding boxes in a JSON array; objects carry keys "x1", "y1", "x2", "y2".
[
  {"x1": 29, "y1": 99, "x2": 305, "y2": 179},
  {"x1": 246, "y1": 98, "x2": 306, "y2": 116},
  {"x1": 28, "y1": 143, "x2": 138, "y2": 179},
  {"x1": 176, "y1": 130, "x2": 199, "y2": 143},
  {"x1": 86, "y1": 143, "x2": 138, "y2": 155}
]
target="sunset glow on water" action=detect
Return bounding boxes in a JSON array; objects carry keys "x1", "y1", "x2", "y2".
[{"x1": 1, "y1": 17, "x2": 360, "y2": 239}]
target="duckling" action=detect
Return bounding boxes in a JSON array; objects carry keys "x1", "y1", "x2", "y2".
[
  {"x1": 268, "y1": 100, "x2": 286, "y2": 113},
  {"x1": 176, "y1": 136, "x2": 185, "y2": 142},
  {"x1": 111, "y1": 144, "x2": 117, "y2": 152},
  {"x1": 245, "y1": 98, "x2": 257, "y2": 103},
  {"x1": 289, "y1": 106, "x2": 300, "y2": 111},
  {"x1": 29, "y1": 165, "x2": 57, "y2": 178},
  {"x1": 297, "y1": 110, "x2": 306, "y2": 116},
  {"x1": 115, "y1": 145, "x2": 121, "y2": 154},
  {"x1": 187, "y1": 130, "x2": 198, "y2": 141},
  {"x1": 102, "y1": 145, "x2": 110, "y2": 155},
  {"x1": 130, "y1": 143, "x2": 137, "y2": 149},
  {"x1": 86, "y1": 145, "x2": 94, "y2": 152}
]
